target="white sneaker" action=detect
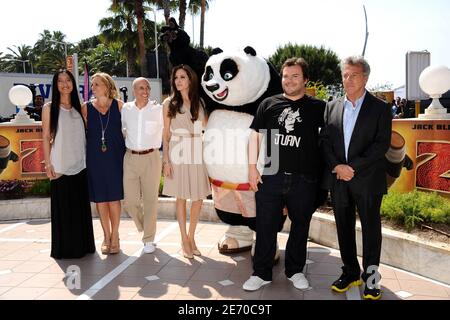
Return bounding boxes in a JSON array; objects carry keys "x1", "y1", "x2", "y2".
[
  {"x1": 288, "y1": 272, "x2": 309, "y2": 290},
  {"x1": 242, "y1": 276, "x2": 271, "y2": 291},
  {"x1": 143, "y1": 242, "x2": 156, "y2": 254}
]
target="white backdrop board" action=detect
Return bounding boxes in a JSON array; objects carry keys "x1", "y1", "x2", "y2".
[{"x1": 0, "y1": 73, "x2": 162, "y2": 117}]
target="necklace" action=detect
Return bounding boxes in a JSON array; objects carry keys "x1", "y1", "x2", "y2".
[{"x1": 97, "y1": 107, "x2": 111, "y2": 152}]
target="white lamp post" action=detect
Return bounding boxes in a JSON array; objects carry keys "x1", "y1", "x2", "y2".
[
  {"x1": 9, "y1": 85, "x2": 35, "y2": 123},
  {"x1": 9, "y1": 59, "x2": 29, "y2": 74},
  {"x1": 48, "y1": 39, "x2": 68, "y2": 60},
  {"x1": 418, "y1": 65, "x2": 450, "y2": 119}
]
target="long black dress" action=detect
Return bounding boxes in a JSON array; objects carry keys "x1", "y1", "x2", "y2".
[
  {"x1": 50, "y1": 170, "x2": 96, "y2": 259},
  {"x1": 50, "y1": 107, "x2": 95, "y2": 259}
]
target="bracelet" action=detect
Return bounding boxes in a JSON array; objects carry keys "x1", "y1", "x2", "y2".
[
  {"x1": 162, "y1": 160, "x2": 170, "y2": 165},
  {"x1": 44, "y1": 164, "x2": 53, "y2": 170}
]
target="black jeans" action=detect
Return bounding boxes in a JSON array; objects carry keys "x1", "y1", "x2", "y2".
[{"x1": 253, "y1": 172, "x2": 317, "y2": 281}]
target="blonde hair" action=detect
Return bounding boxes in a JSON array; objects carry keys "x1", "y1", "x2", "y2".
[{"x1": 91, "y1": 72, "x2": 119, "y2": 99}]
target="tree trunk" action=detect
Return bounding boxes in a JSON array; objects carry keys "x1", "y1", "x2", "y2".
[
  {"x1": 162, "y1": 0, "x2": 170, "y2": 24},
  {"x1": 135, "y1": 0, "x2": 147, "y2": 76},
  {"x1": 200, "y1": 0, "x2": 205, "y2": 48},
  {"x1": 126, "y1": 17, "x2": 137, "y2": 76},
  {"x1": 178, "y1": 0, "x2": 187, "y2": 29},
  {"x1": 127, "y1": 47, "x2": 137, "y2": 77}
]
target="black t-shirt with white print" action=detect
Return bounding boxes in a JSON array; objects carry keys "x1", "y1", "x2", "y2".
[{"x1": 250, "y1": 94, "x2": 325, "y2": 176}]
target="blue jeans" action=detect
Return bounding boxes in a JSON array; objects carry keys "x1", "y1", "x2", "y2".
[{"x1": 253, "y1": 172, "x2": 317, "y2": 281}]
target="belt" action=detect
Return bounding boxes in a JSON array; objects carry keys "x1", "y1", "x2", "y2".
[
  {"x1": 209, "y1": 177, "x2": 251, "y2": 191},
  {"x1": 129, "y1": 148, "x2": 154, "y2": 155}
]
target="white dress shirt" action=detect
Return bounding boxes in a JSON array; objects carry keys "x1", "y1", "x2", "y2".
[{"x1": 121, "y1": 100, "x2": 163, "y2": 151}]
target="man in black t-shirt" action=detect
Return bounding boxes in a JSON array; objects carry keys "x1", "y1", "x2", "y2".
[{"x1": 242, "y1": 58, "x2": 325, "y2": 292}]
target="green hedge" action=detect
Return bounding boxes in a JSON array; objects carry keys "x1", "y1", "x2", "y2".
[
  {"x1": 381, "y1": 190, "x2": 450, "y2": 232},
  {"x1": 159, "y1": 175, "x2": 164, "y2": 195},
  {"x1": 26, "y1": 179, "x2": 50, "y2": 196}
]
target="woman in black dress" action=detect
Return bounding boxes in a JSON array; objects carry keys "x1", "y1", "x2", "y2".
[{"x1": 42, "y1": 69, "x2": 95, "y2": 259}]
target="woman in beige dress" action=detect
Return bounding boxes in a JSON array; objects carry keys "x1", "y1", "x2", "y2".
[{"x1": 162, "y1": 64, "x2": 211, "y2": 259}]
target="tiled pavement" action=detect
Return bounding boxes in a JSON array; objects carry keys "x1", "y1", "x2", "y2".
[{"x1": 0, "y1": 218, "x2": 449, "y2": 300}]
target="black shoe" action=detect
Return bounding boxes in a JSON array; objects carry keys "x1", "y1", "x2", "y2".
[
  {"x1": 331, "y1": 272, "x2": 362, "y2": 293},
  {"x1": 363, "y1": 283, "x2": 382, "y2": 300}
]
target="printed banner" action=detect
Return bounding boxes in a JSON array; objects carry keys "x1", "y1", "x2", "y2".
[
  {"x1": 390, "y1": 119, "x2": 450, "y2": 197},
  {"x1": 0, "y1": 124, "x2": 45, "y2": 180}
]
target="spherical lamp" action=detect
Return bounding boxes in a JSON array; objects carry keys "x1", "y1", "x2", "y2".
[
  {"x1": 8, "y1": 85, "x2": 35, "y2": 123},
  {"x1": 418, "y1": 65, "x2": 450, "y2": 119}
]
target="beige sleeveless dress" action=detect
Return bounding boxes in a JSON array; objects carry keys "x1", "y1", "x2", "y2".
[{"x1": 162, "y1": 104, "x2": 211, "y2": 200}]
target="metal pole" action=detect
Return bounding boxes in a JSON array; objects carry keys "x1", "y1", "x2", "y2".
[
  {"x1": 362, "y1": 5, "x2": 369, "y2": 57},
  {"x1": 154, "y1": 8, "x2": 159, "y2": 79},
  {"x1": 73, "y1": 53, "x2": 79, "y2": 95},
  {"x1": 48, "y1": 39, "x2": 68, "y2": 60}
]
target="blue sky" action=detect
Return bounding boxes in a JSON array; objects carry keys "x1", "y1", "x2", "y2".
[{"x1": 1, "y1": 0, "x2": 449, "y2": 88}]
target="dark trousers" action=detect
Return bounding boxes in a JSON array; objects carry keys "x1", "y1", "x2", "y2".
[
  {"x1": 331, "y1": 183, "x2": 383, "y2": 282},
  {"x1": 253, "y1": 172, "x2": 317, "y2": 281}
]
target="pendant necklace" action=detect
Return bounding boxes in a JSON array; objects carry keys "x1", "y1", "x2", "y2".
[{"x1": 98, "y1": 107, "x2": 111, "y2": 152}]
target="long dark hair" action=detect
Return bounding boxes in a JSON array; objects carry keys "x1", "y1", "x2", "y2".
[
  {"x1": 168, "y1": 64, "x2": 201, "y2": 122},
  {"x1": 49, "y1": 69, "x2": 82, "y2": 138}
]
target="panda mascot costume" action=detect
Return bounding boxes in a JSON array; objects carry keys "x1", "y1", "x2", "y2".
[
  {"x1": 159, "y1": 19, "x2": 286, "y2": 254},
  {"x1": 201, "y1": 46, "x2": 287, "y2": 254}
]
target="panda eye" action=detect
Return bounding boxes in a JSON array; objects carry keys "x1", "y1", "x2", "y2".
[
  {"x1": 223, "y1": 72, "x2": 233, "y2": 81},
  {"x1": 207, "y1": 73, "x2": 214, "y2": 81}
]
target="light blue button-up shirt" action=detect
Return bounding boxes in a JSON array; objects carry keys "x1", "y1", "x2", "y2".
[{"x1": 343, "y1": 91, "x2": 366, "y2": 161}]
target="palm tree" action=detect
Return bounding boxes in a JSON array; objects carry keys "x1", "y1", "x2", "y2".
[
  {"x1": 161, "y1": 0, "x2": 172, "y2": 23},
  {"x1": 185, "y1": 0, "x2": 211, "y2": 47},
  {"x1": 200, "y1": 0, "x2": 206, "y2": 48},
  {"x1": 33, "y1": 30, "x2": 71, "y2": 73},
  {"x1": 3, "y1": 45, "x2": 35, "y2": 73},
  {"x1": 178, "y1": 0, "x2": 187, "y2": 29},
  {"x1": 99, "y1": 2, "x2": 139, "y2": 76},
  {"x1": 85, "y1": 43, "x2": 126, "y2": 76},
  {"x1": 112, "y1": 0, "x2": 148, "y2": 76},
  {"x1": 134, "y1": 0, "x2": 148, "y2": 76},
  {"x1": 108, "y1": 1, "x2": 160, "y2": 77}
]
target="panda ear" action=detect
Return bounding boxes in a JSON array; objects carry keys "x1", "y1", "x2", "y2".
[
  {"x1": 244, "y1": 46, "x2": 257, "y2": 56},
  {"x1": 211, "y1": 48, "x2": 223, "y2": 56}
]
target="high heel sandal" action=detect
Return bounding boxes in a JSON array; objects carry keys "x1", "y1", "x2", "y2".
[
  {"x1": 181, "y1": 242, "x2": 194, "y2": 259},
  {"x1": 109, "y1": 236, "x2": 120, "y2": 254},
  {"x1": 189, "y1": 239, "x2": 201, "y2": 256},
  {"x1": 101, "y1": 241, "x2": 110, "y2": 255}
]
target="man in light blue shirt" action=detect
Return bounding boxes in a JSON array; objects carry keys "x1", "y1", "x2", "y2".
[{"x1": 343, "y1": 92, "x2": 366, "y2": 160}]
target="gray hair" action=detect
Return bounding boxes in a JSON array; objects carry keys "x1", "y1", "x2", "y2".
[
  {"x1": 340, "y1": 56, "x2": 371, "y2": 77},
  {"x1": 132, "y1": 77, "x2": 151, "y2": 90}
]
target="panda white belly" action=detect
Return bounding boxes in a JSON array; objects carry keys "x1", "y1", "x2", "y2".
[{"x1": 203, "y1": 110, "x2": 253, "y2": 183}]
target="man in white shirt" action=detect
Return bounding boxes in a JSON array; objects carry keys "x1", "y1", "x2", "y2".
[{"x1": 122, "y1": 77, "x2": 163, "y2": 254}]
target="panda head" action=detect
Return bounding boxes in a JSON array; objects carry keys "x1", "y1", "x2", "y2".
[{"x1": 201, "y1": 46, "x2": 270, "y2": 106}]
